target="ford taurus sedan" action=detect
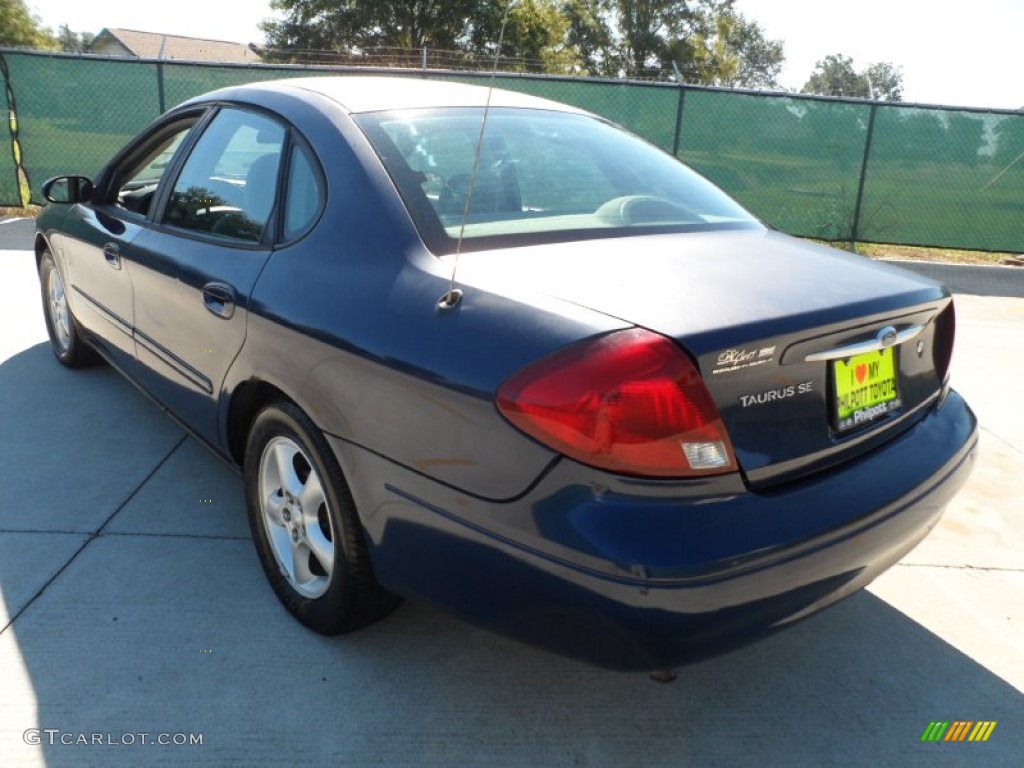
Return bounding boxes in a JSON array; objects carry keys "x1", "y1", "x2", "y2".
[{"x1": 34, "y1": 76, "x2": 977, "y2": 673}]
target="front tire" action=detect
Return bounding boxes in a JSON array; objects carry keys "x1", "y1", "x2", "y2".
[
  {"x1": 38, "y1": 249, "x2": 98, "y2": 368},
  {"x1": 244, "y1": 402, "x2": 399, "y2": 634}
]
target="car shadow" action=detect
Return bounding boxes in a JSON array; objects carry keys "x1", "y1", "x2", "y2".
[{"x1": 1, "y1": 342, "x2": 1021, "y2": 767}]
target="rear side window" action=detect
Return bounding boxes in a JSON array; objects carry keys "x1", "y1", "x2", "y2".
[
  {"x1": 283, "y1": 143, "x2": 323, "y2": 241},
  {"x1": 163, "y1": 108, "x2": 285, "y2": 244}
]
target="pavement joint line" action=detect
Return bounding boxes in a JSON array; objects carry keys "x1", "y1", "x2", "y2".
[
  {"x1": 0, "y1": 528, "x2": 248, "y2": 540},
  {"x1": 94, "y1": 435, "x2": 189, "y2": 536},
  {"x1": 0, "y1": 528, "x2": 93, "y2": 535},
  {"x1": 0, "y1": 434, "x2": 188, "y2": 636},
  {"x1": 979, "y1": 425, "x2": 1024, "y2": 456},
  {"x1": 895, "y1": 563, "x2": 1024, "y2": 573},
  {"x1": 101, "y1": 531, "x2": 250, "y2": 541}
]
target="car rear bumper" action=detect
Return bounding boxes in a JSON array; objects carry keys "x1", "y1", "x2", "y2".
[{"x1": 333, "y1": 389, "x2": 977, "y2": 671}]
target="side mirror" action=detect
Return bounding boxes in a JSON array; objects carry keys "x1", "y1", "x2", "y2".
[{"x1": 42, "y1": 175, "x2": 94, "y2": 204}]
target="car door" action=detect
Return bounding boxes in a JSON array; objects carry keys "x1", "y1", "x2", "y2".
[
  {"x1": 126, "y1": 106, "x2": 287, "y2": 447},
  {"x1": 52, "y1": 117, "x2": 199, "y2": 365}
]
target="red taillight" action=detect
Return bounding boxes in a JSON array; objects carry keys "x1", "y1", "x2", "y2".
[{"x1": 496, "y1": 328, "x2": 738, "y2": 477}]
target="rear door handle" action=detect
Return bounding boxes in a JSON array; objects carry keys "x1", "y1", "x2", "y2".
[
  {"x1": 103, "y1": 243, "x2": 121, "y2": 269},
  {"x1": 202, "y1": 282, "x2": 236, "y2": 319}
]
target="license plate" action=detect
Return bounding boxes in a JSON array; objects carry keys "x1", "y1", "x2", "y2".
[{"x1": 832, "y1": 347, "x2": 900, "y2": 432}]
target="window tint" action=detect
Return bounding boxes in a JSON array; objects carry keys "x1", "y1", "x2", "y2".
[
  {"x1": 163, "y1": 109, "x2": 285, "y2": 243},
  {"x1": 283, "y1": 143, "x2": 322, "y2": 241},
  {"x1": 116, "y1": 122, "x2": 195, "y2": 216}
]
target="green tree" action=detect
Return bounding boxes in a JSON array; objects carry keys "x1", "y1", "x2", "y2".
[
  {"x1": 561, "y1": 0, "x2": 782, "y2": 83},
  {"x1": 596, "y1": 0, "x2": 735, "y2": 80},
  {"x1": 802, "y1": 54, "x2": 903, "y2": 101},
  {"x1": 0, "y1": 0, "x2": 57, "y2": 49},
  {"x1": 863, "y1": 62, "x2": 902, "y2": 102},
  {"x1": 802, "y1": 54, "x2": 866, "y2": 98},
  {"x1": 260, "y1": 0, "x2": 486, "y2": 61},
  {"x1": 260, "y1": 0, "x2": 783, "y2": 81},
  {"x1": 614, "y1": 0, "x2": 690, "y2": 78},
  {"x1": 682, "y1": 7, "x2": 783, "y2": 87},
  {"x1": 562, "y1": 0, "x2": 616, "y2": 75},
  {"x1": 263, "y1": 0, "x2": 582, "y2": 70},
  {"x1": 502, "y1": 0, "x2": 582, "y2": 73},
  {"x1": 57, "y1": 24, "x2": 95, "y2": 53}
]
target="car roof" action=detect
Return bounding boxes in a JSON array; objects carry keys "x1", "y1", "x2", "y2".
[{"x1": 204, "y1": 75, "x2": 589, "y2": 116}]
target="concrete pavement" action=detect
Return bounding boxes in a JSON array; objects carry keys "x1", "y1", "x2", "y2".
[
  {"x1": 881, "y1": 259, "x2": 1024, "y2": 299},
  {"x1": 1, "y1": 222, "x2": 1022, "y2": 766}
]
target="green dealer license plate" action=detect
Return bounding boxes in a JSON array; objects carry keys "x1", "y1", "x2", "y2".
[{"x1": 833, "y1": 347, "x2": 900, "y2": 432}]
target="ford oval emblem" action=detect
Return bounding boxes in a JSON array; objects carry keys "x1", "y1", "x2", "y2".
[{"x1": 876, "y1": 325, "x2": 898, "y2": 348}]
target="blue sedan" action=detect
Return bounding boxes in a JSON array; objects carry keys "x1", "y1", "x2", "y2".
[{"x1": 34, "y1": 77, "x2": 977, "y2": 673}]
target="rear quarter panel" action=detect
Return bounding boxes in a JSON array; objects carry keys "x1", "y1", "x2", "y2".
[{"x1": 224, "y1": 96, "x2": 627, "y2": 500}]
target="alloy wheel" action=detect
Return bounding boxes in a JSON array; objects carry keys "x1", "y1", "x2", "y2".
[
  {"x1": 258, "y1": 436, "x2": 336, "y2": 599},
  {"x1": 47, "y1": 265, "x2": 71, "y2": 352}
]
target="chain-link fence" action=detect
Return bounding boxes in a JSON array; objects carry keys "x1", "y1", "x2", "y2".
[{"x1": 2, "y1": 48, "x2": 1021, "y2": 253}]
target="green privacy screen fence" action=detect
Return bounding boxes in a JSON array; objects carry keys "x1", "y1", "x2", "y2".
[{"x1": 2, "y1": 49, "x2": 1022, "y2": 252}]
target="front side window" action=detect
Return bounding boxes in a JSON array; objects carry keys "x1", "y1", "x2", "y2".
[
  {"x1": 115, "y1": 121, "x2": 196, "y2": 217},
  {"x1": 163, "y1": 108, "x2": 285, "y2": 243},
  {"x1": 355, "y1": 108, "x2": 759, "y2": 254}
]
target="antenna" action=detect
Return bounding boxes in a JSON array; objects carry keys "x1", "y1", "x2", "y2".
[{"x1": 437, "y1": 1, "x2": 513, "y2": 312}]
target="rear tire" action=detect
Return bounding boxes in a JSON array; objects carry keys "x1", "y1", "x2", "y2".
[
  {"x1": 38, "y1": 249, "x2": 98, "y2": 368},
  {"x1": 244, "y1": 401, "x2": 399, "y2": 634}
]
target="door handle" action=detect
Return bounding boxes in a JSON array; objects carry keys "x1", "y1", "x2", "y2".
[
  {"x1": 103, "y1": 243, "x2": 121, "y2": 269},
  {"x1": 202, "y1": 282, "x2": 237, "y2": 319}
]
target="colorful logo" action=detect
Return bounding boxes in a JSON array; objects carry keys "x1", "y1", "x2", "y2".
[{"x1": 921, "y1": 721, "x2": 997, "y2": 742}]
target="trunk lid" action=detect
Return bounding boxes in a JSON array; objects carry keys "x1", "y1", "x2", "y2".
[{"x1": 456, "y1": 229, "x2": 953, "y2": 485}]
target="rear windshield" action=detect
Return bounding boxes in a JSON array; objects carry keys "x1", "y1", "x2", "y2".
[{"x1": 355, "y1": 108, "x2": 760, "y2": 254}]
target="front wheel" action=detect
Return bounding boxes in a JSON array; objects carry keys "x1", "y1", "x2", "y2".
[
  {"x1": 243, "y1": 402, "x2": 399, "y2": 634},
  {"x1": 38, "y1": 249, "x2": 98, "y2": 368}
]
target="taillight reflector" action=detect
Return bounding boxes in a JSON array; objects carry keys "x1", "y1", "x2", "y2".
[{"x1": 933, "y1": 302, "x2": 956, "y2": 385}]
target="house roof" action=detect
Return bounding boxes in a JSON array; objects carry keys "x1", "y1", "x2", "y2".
[{"x1": 91, "y1": 28, "x2": 260, "y2": 63}]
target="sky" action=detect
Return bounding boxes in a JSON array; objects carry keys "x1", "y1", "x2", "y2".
[
  {"x1": 25, "y1": 0, "x2": 1024, "y2": 111},
  {"x1": 734, "y1": 0, "x2": 1023, "y2": 110}
]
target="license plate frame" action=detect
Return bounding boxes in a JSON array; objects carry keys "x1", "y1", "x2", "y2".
[{"x1": 832, "y1": 347, "x2": 901, "y2": 433}]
